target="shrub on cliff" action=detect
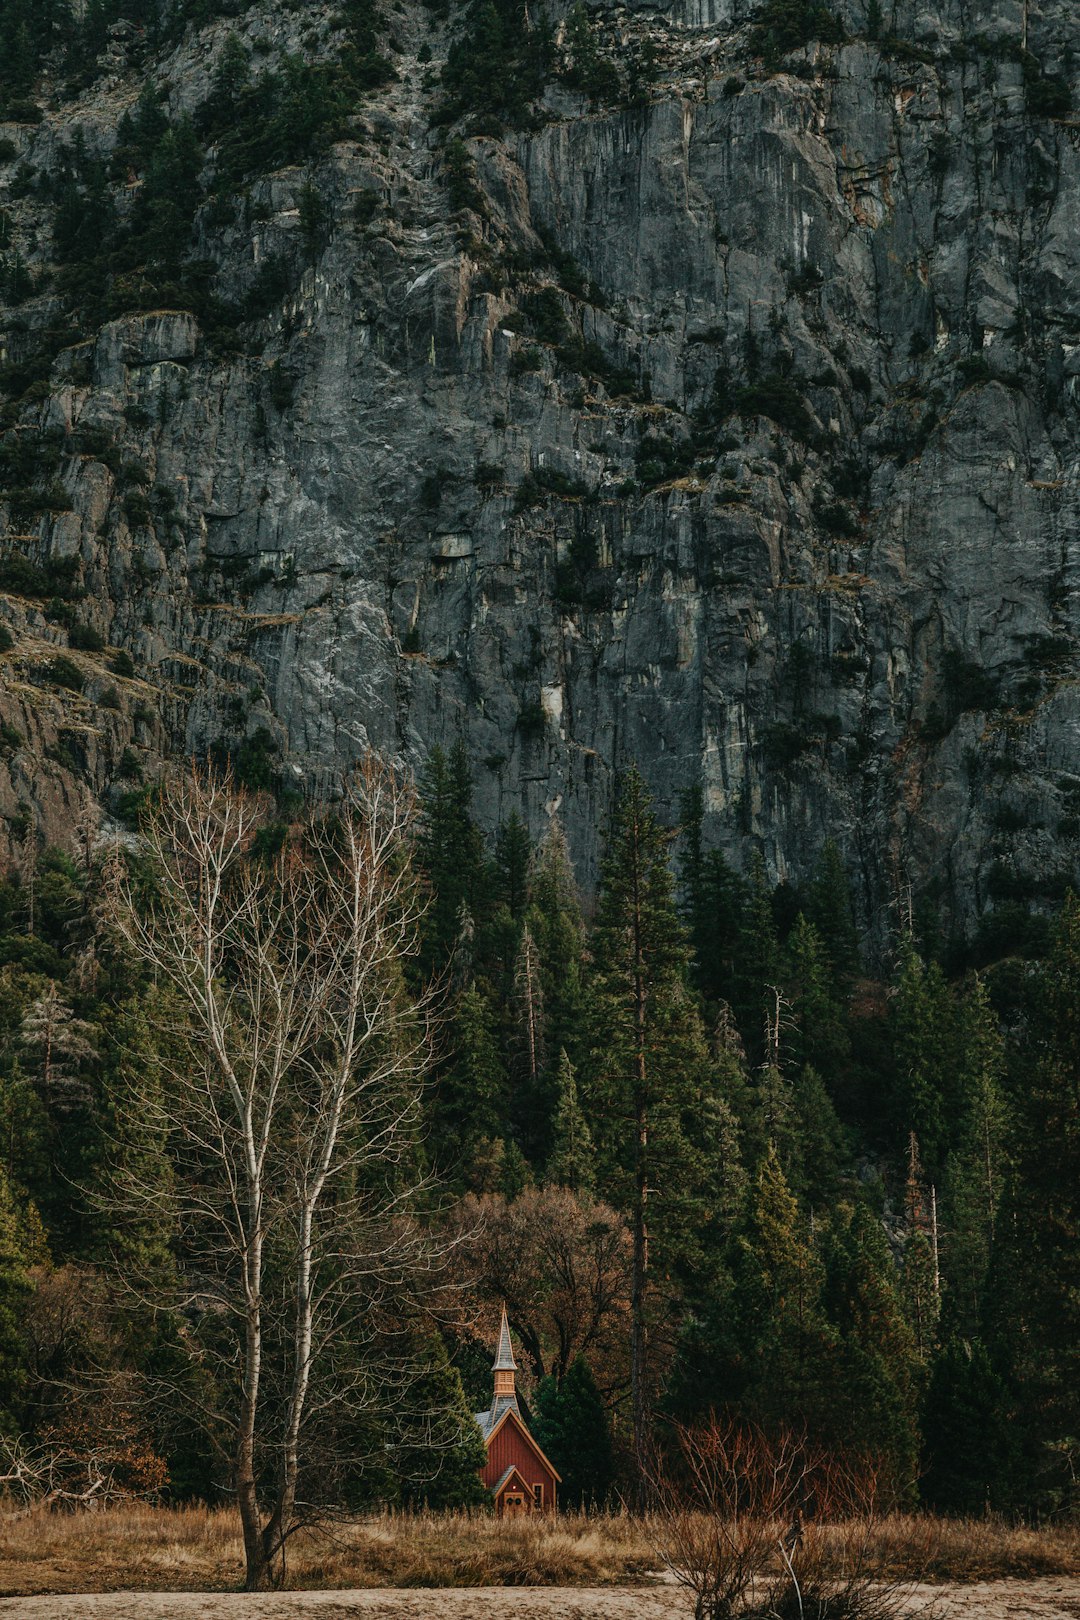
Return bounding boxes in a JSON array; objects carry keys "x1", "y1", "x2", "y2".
[{"x1": 751, "y1": 0, "x2": 846, "y2": 65}]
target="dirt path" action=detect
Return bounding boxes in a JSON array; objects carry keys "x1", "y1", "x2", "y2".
[{"x1": 4, "y1": 1581, "x2": 1080, "y2": 1620}]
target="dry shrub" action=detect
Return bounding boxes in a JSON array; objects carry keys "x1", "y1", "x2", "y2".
[
  {"x1": 0, "y1": 1419, "x2": 168, "y2": 1514},
  {"x1": 647, "y1": 1415, "x2": 816, "y2": 1618},
  {"x1": 647, "y1": 1415, "x2": 922, "y2": 1620}
]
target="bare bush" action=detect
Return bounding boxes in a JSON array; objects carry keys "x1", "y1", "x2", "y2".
[
  {"x1": 648, "y1": 1416, "x2": 920, "y2": 1620},
  {"x1": 0, "y1": 1423, "x2": 166, "y2": 1513},
  {"x1": 648, "y1": 1415, "x2": 817, "y2": 1619}
]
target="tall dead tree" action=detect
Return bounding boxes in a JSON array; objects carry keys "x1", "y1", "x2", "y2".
[{"x1": 106, "y1": 759, "x2": 440, "y2": 1591}]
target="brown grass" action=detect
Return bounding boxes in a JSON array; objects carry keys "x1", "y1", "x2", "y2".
[
  {"x1": 0, "y1": 1505, "x2": 655, "y2": 1597},
  {"x1": 849, "y1": 1514, "x2": 1080, "y2": 1583},
  {"x1": 0, "y1": 1505, "x2": 1076, "y2": 1598}
]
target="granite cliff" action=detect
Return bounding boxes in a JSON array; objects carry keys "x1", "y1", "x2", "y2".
[{"x1": 2, "y1": 0, "x2": 1079, "y2": 945}]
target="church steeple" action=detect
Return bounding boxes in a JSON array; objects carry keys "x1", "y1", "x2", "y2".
[{"x1": 490, "y1": 1305, "x2": 519, "y2": 1420}]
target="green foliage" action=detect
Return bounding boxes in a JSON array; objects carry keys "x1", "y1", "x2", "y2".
[
  {"x1": 434, "y1": 981, "x2": 509, "y2": 1174},
  {"x1": 737, "y1": 372, "x2": 821, "y2": 444},
  {"x1": 200, "y1": 51, "x2": 378, "y2": 191},
  {"x1": 751, "y1": 0, "x2": 845, "y2": 66},
  {"x1": 559, "y1": 4, "x2": 622, "y2": 103},
  {"x1": 820, "y1": 1201, "x2": 920, "y2": 1495},
  {"x1": 396, "y1": 1336, "x2": 489, "y2": 1507},
  {"x1": 494, "y1": 811, "x2": 531, "y2": 919},
  {"x1": 68, "y1": 621, "x2": 103, "y2": 652},
  {"x1": 0, "y1": 732, "x2": 1071, "y2": 1514},
  {"x1": 0, "y1": 1164, "x2": 35, "y2": 1431},
  {"x1": 416, "y1": 741, "x2": 487, "y2": 973},
  {"x1": 547, "y1": 1048, "x2": 594, "y2": 1192},
  {"x1": 298, "y1": 182, "x2": 329, "y2": 263},
  {"x1": 533, "y1": 1356, "x2": 613, "y2": 1506},
  {"x1": 636, "y1": 429, "x2": 695, "y2": 490},
  {"x1": 0, "y1": 0, "x2": 72, "y2": 111},
  {"x1": 47, "y1": 654, "x2": 84, "y2": 691},
  {"x1": 442, "y1": 137, "x2": 486, "y2": 213},
  {"x1": 890, "y1": 938, "x2": 958, "y2": 1176},
  {"x1": 439, "y1": 0, "x2": 554, "y2": 130},
  {"x1": 1023, "y1": 57, "x2": 1072, "y2": 119},
  {"x1": 990, "y1": 895, "x2": 1080, "y2": 1513},
  {"x1": 729, "y1": 1147, "x2": 834, "y2": 1422},
  {"x1": 920, "y1": 1339, "x2": 1014, "y2": 1513},
  {"x1": 587, "y1": 766, "x2": 728, "y2": 1284}
]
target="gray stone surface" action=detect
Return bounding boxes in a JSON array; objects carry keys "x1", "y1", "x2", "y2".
[{"x1": 2, "y1": 0, "x2": 1080, "y2": 942}]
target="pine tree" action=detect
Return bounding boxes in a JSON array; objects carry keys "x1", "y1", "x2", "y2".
[
  {"x1": 417, "y1": 743, "x2": 487, "y2": 973},
  {"x1": 509, "y1": 924, "x2": 547, "y2": 1159},
  {"x1": 587, "y1": 764, "x2": 712, "y2": 1488},
  {"x1": 526, "y1": 816, "x2": 588, "y2": 1068},
  {"x1": 806, "y1": 840, "x2": 860, "y2": 990},
  {"x1": 941, "y1": 976, "x2": 1009, "y2": 1335},
  {"x1": 677, "y1": 782, "x2": 711, "y2": 996},
  {"x1": 902, "y1": 1133, "x2": 941, "y2": 1363},
  {"x1": 0, "y1": 1056, "x2": 47, "y2": 1207},
  {"x1": 547, "y1": 1049, "x2": 595, "y2": 1193},
  {"x1": 791, "y1": 1064, "x2": 846, "y2": 1208},
  {"x1": 785, "y1": 912, "x2": 851, "y2": 1082},
  {"x1": 397, "y1": 1335, "x2": 489, "y2": 1509},
  {"x1": 994, "y1": 895, "x2": 1080, "y2": 1511},
  {"x1": 920, "y1": 1337, "x2": 1014, "y2": 1514},
  {"x1": 891, "y1": 937, "x2": 957, "y2": 1176},
  {"x1": 676, "y1": 786, "x2": 748, "y2": 1009},
  {"x1": 533, "y1": 1356, "x2": 613, "y2": 1507},
  {"x1": 499, "y1": 1137, "x2": 532, "y2": 1198},
  {"x1": 735, "y1": 854, "x2": 780, "y2": 1061},
  {"x1": 495, "y1": 811, "x2": 532, "y2": 920},
  {"x1": 751, "y1": 1060, "x2": 801, "y2": 1183},
  {"x1": 434, "y1": 981, "x2": 508, "y2": 1179},
  {"x1": 731, "y1": 1145, "x2": 834, "y2": 1431},
  {"x1": 692, "y1": 1087, "x2": 746, "y2": 1292},
  {"x1": 821, "y1": 1201, "x2": 919, "y2": 1496},
  {"x1": 20, "y1": 982, "x2": 97, "y2": 1112},
  {"x1": 94, "y1": 996, "x2": 176, "y2": 1275}
]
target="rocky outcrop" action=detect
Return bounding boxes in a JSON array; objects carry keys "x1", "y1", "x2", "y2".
[{"x1": 2, "y1": 0, "x2": 1080, "y2": 943}]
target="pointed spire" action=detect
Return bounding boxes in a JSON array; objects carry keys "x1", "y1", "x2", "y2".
[{"x1": 493, "y1": 1303, "x2": 517, "y2": 1371}]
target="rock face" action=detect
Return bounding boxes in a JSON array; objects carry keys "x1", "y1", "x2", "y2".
[{"x1": 2, "y1": 0, "x2": 1080, "y2": 943}]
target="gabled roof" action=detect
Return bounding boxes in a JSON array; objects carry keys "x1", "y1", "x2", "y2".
[
  {"x1": 490, "y1": 1463, "x2": 533, "y2": 1497},
  {"x1": 479, "y1": 1402, "x2": 562, "y2": 1483}
]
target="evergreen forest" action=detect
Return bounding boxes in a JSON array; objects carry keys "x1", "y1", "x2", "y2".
[{"x1": 0, "y1": 749, "x2": 1077, "y2": 1523}]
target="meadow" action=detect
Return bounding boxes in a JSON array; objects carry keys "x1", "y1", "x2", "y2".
[{"x1": 0, "y1": 1506, "x2": 1077, "y2": 1597}]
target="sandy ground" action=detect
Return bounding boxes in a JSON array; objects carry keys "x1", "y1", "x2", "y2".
[{"x1": 4, "y1": 1581, "x2": 1080, "y2": 1620}]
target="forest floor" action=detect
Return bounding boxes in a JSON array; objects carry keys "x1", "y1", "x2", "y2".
[{"x1": 0, "y1": 1509, "x2": 1077, "y2": 1613}]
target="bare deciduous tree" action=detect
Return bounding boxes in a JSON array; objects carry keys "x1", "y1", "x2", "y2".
[
  {"x1": 447, "y1": 1185, "x2": 632, "y2": 1390},
  {"x1": 105, "y1": 759, "x2": 443, "y2": 1590}
]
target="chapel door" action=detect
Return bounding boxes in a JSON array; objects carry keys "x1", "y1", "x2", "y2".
[{"x1": 502, "y1": 1492, "x2": 525, "y2": 1517}]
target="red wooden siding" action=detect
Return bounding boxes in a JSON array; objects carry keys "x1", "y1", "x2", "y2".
[{"x1": 481, "y1": 1412, "x2": 557, "y2": 1501}]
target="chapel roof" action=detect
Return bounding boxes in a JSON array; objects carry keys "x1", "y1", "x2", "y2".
[{"x1": 493, "y1": 1304, "x2": 517, "y2": 1371}]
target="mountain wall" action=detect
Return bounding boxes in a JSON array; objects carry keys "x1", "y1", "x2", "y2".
[{"x1": 3, "y1": 0, "x2": 1080, "y2": 944}]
